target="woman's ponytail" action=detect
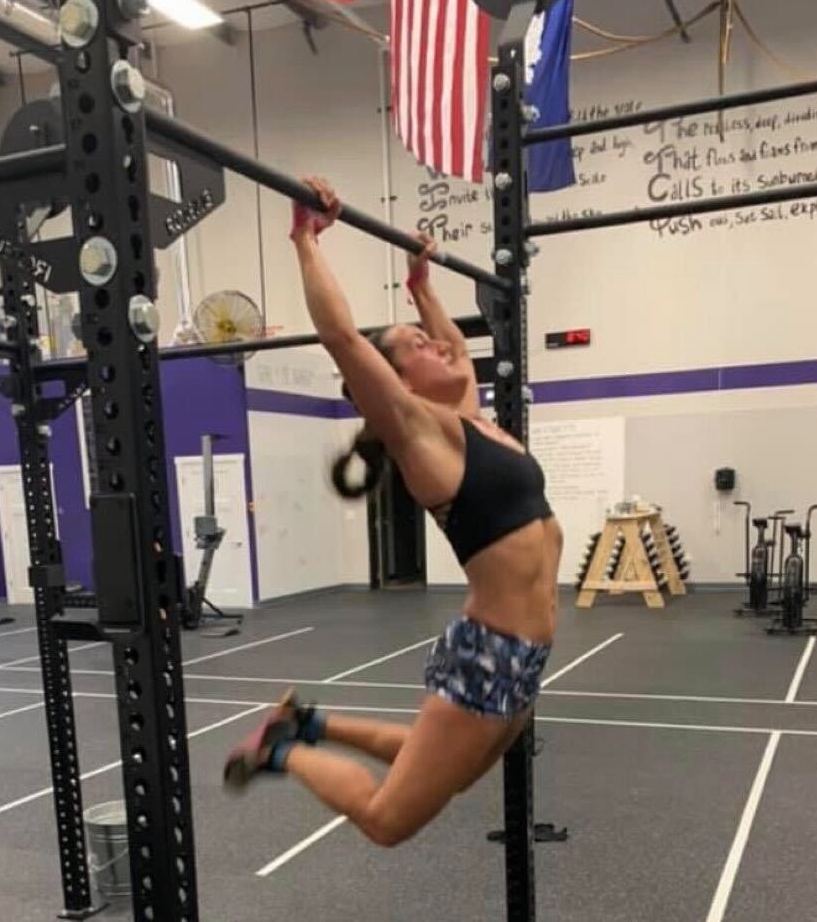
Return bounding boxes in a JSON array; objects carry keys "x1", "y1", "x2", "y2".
[
  {"x1": 331, "y1": 429, "x2": 386, "y2": 499},
  {"x1": 331, "y1": 330, "x2": 394, "y2": 499}
]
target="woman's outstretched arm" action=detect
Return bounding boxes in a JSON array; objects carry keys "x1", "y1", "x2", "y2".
[
  {"x1": 291, "y1": 178, "x2": 427, "y2": 447},
  {"x1": 406, "y1": 233, "x2": 480, "y2": 417}
]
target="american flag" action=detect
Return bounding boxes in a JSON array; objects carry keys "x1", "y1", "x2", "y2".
[{"x1": 390, "y1": 0, "x2": 491, "y2": 184}]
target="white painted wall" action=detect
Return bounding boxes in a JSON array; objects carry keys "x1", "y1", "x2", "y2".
[
  {"x1": 334, "y1": 416, "x2": 372, "y2": 585},
  {"x1": 0, "y1": 466, "x2": 33, "y2": 605},
  {"x1": 245, "y1": 348, "x2": 368, "y2": 599}
]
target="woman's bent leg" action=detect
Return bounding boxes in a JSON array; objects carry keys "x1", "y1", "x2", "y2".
[
  {"x1": 323, "y1": 714, "x2": 411, "y2": 764},
  {"x1": 283, "y1": 694, "x2": 511, "y2": 847}
]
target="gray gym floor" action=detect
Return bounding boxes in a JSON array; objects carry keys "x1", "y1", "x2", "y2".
[{"x1": 0, "y1": 587, "x2": 815, "y2": 922}]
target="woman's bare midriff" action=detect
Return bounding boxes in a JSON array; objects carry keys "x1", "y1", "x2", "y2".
[{"x1": 461, "y1": 516, "x2": 562, "y2": 646}]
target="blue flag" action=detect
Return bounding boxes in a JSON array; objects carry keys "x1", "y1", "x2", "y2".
[{"x1": 525, "y1": 0, "x2": 575, "y2": 193}]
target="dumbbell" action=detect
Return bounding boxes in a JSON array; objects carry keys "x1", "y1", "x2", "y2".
[
  {"x1": 605, "y1": 555, "x2": 623, "y2": 578},
  {"x1": 581, "y1": 534, "x2": 600, "y2": 561},
  {"x1": 575, "y1": 561, "x2": 594, "y2": 588},
  {"x1": 605, "y1": 534, "x2": 624, "y2": 566},
  {"x1": 646, "y1": 553, "x2": 668, "y2": 585}
]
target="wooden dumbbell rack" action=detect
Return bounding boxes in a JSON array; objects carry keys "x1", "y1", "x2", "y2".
[{"x1": 576, "y1": 509, "x2": 687, "y2": 609}]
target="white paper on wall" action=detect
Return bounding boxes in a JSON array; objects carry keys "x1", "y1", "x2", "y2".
[{"x1": 529, "y1": 417, "x2": 625, "y2": 582}]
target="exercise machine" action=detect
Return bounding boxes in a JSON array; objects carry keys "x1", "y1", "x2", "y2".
[
  {"x1": 768, "y1": 509, "x2": 795, "y2": 607},
  {"x1": 65, "y1": 435, "x2": 242, "y2": 637},
  {"x1": 748, "y1": 518, "x2": 772, "y2": 612},
  {"x1": 805, "y1": 504, "x2": 817, "y2": 605},
  {"x1": 767, "y1": 521, "x2": 817, "y2": 635},
  {"x1": 734, "y1": 501, "x2": 775, "y2": 616},
  {"x1": 179, "y1": 435, "x2": 242, "y2": 637}
]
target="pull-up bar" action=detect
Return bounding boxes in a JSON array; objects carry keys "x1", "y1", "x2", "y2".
[
  {"x1": 524, "y1": 77, "x2": 817, "y2": 146},
  {"x1": 0, "y1": 128, "x2": 506, "y2": 294},
  {"x1": 145, "y1": 110, "x2": 510, "y2": 293},
  {"x1": 35, "y1": 313, "x2": 491, "y2": 374},
  {"x1": 527, "y1": 180, "x2": 817, "y2": 236}
]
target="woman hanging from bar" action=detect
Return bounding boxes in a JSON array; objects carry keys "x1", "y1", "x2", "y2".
[{"x1": 223, "y1": 178, "x2": 562, "y2": 847}]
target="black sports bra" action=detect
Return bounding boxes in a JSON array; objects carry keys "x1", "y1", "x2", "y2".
[{"x1": 429, "y1": 418, "x2": 552, "y2": 566}]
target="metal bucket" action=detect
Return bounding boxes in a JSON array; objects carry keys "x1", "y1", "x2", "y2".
[{"x1": 84, "y1": 800, "x2": 131, "y2": 899}]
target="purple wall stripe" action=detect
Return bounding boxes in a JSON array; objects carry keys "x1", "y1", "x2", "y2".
[
  {"x1": 531, "y1": 367, "x2": 721, "y2": 404},
  {"x1": 248, "y1": 358, "x2": 817, "y2": 419},
  {"x1": 334, "y1": 400, "x2": 360, "y2": 419},
  {"x1": 246, "y1": 388, "x2": 341, "y2": 419},
  {"x1": 720, "y1": 359, "x2": 817, "y2": 391},
  {"x1": 532, "y1": 359, "x2": 817, "y2": 405}
]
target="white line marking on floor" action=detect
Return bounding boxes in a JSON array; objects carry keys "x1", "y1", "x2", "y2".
[
  {"x1": 186, "y1": 704, "x2": 268, "y2": 739},
  {"x1": 3, "y1": 687, "x2": 421, "y2": 717},
  {"x1": 540, "y1": 634, "x2": 624, "y2": 688},
  {"x1": 270, "y1": 704, "x2": 421, "y2": 717},
  {"x1": 3, "y1": 664, "x2": 93, "y2": 675},
  {"x1": 0, "y1": 687, "x2": 422, "y2": 715},
  {"x1": 68, "y1": 641, "x2": 107, "y2": 656},
  {"x1": 540, "y1": 690, "x2": 817, "y2": 707},
  {"x1": 323, "y1": 636, "x2": 437, "y2": 683},
  {"x1": 0, "y1": 704, "x2": 267, "y2": 817},
  {"x1": 533, "y1": 716, "x2": 817, "y2": 737},
  {"x1": 186, "y1": 674, "x2": 426, "y2": 691},
  {"x1": 0, "y1": 626, "x2": 38, "y2": 638},
  {"x1": 0, "y1": 783, "x2": 70, "y2": 816},
  {"x1": 0, "y1": 686, "x2": 44, "y2": 696},
  {"x1": 182, "y1": 627, "x2": 314, "y2": 667},
  {"x1": 785, "y1": 637, "x2": 815, "y2": 703},
  {"x1": 315, "y1": 678, "x2": 424, "y2": 690},
  {"x1": 1, "y1": 666, "x2": 429, "y2": 691},
  {"x1": 704, "y1": 732, "x2": 781, "y2": 922},
  {"x1": 0, "y1": 701, "x2": 43, "y2": 720},
  {"x1": 256, "y1": 816, "x2": 348, "y2": 877},
  {"x1": 0, "y1": 641, "x2": 104, "y2": 670}
]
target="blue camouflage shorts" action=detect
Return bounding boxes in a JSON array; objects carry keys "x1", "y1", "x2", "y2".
[{"x1": 424, "y1": 617, "x2": 550, "y2": 718}]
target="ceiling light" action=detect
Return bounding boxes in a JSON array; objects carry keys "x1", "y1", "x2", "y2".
[{"x1": 149, "y1": 0, "x2": 222, "y2": 30}]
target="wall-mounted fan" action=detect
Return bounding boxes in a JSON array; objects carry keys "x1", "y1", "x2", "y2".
[{"x1": 192, "y1": 290, "x2": 263, "y2": 364}]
